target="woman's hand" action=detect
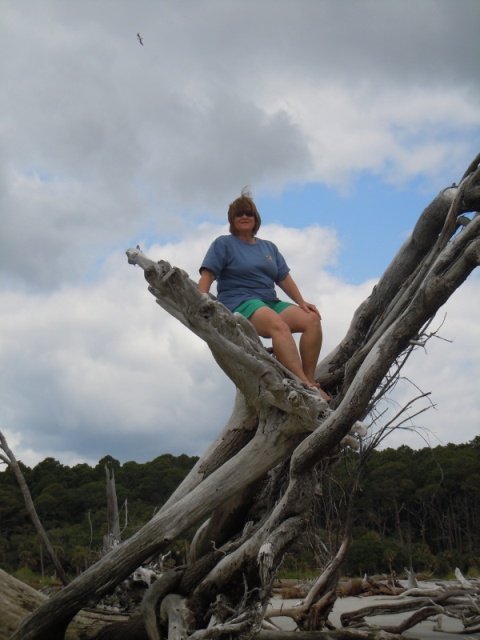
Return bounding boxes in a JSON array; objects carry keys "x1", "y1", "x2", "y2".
[
  {"x1": 301, "y1": 301, "x2": 321, "y2": 318},
  {"x1": 278, "y1": 275, "x2": 321, "y2": 318}
]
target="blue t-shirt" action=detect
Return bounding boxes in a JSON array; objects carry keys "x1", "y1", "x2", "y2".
[{"x1": 200, "y1": 234, "x2": 290, "y2": 311}]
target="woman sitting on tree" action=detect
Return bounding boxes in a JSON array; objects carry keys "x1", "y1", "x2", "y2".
[{"x1": 198, "y1": 189, "x2": 330, "y2": 401}]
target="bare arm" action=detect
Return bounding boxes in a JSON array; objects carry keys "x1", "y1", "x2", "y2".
[
  {"x1": 277, "y1": 274, "x2": 321, "y2": 317},
  {"x1": 198, "y1": 268, "x2": 216, "y2": 294}
]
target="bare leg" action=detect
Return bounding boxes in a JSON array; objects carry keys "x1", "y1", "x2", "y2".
[
  {"x1": 279, "y1": 306, "x2": 330, "y2": 402},
  {"x1": 248, "y1": 307, "x2": 311, "y2": 385},
  {"x1": 248, "y1": 306, "x2": 330, "y2": 401}
]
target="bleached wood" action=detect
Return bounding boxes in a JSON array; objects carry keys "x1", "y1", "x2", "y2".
[
  {"x1": 404, "y1": 568, "x2": 419, "y2": 589},
  {"x1": 455, "y1": 567, "x2": 473, "y2": 588},
  {"x1": 159, "y1": 594, "x2": 193, "y2": 640},
  {"x1": 0, "y1": 569, "x2": 130, "y2": 640}
]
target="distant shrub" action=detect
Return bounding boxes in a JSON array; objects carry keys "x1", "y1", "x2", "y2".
[{"x1": 12, "y1": 567, "x2": 63, "y2": 589}]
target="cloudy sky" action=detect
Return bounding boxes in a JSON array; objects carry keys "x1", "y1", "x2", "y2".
[{"x1": 1, "y1": 0, "x2": 479, "y2": 469}]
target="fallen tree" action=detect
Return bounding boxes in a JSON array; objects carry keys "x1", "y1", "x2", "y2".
[
  {"x1": 340, "y1": 580, "x2": 480, "y2": 635},
  {"x1": 0, "y1": 569, "x2": 130, "y2": 640},
  {"x1": 6, "y1": 155, "x2": 480, "y2": 639}
]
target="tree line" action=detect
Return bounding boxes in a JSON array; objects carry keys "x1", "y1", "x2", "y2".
[
  {"x1": 310, "y1": 435, "x2": 480, "y2": 578},
  {"x1": 1, "y1": 438, "x2": 478, "y2": 580},
  {"x1": 0, "y1": 453, "x2": 198, "y2": 577}
]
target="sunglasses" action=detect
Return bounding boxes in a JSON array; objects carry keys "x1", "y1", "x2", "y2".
[{"x1": 234, "y1": 211, "x2": 255, "y2": 218}]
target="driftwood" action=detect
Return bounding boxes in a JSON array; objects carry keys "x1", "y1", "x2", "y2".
[
  {"x1": 4, "y1": 567, "x2": 477, "y2": 640},
  {"x1": 5, "y1": 155, "x2": 480, "y2": 639},
  {"x1": 267, "y1": 573, "x2": 480, "y2": 635},
  {"x1": 258, "y1": 631, "x2": 422, "y2": 640},
  {"x1": 340, "y1": 583, "x2": 480, "y2": 635},
  {"x1": 0, "y1": 569, "x2": 130, "y2": 640}
]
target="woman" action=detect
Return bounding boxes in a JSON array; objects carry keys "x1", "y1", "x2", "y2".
[{"x1": 198, "y1": 190, "x2": 330, "y2": 401}]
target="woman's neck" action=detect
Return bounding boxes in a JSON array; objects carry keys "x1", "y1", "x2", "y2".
[{"x1": 235, "y1": 232, "x2": 256, "y2": 244}]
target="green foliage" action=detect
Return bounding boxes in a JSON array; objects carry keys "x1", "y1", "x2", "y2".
[
  {"x1": 278, "y1": 552, "x2": 320, "y2": 580},
  {"x1": 314, "y1": 438, "x2": 479, "y2": 578},
  {"x1": 1, "y1": 439, "x2": 478, "y2": 579},
  {"x1": 0, "y1": 452, "x2": 198, "y2": 574},
  {"x1": 12, "y1": 566, "x2": 62, "y2": 589}
]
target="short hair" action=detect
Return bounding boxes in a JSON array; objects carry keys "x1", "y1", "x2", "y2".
[{"x1": 227, "y1": 187, "x2": 262, "y2": 236}]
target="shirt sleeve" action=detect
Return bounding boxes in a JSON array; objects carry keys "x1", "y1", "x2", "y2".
[
  {"x1": 199, "y1": 236, "x2": 228, "y2": 278},
  {"x1": 273, "y1": 244, "x2": 290, "y2": 282}
]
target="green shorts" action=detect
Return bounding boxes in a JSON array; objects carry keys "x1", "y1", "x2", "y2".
[{"x1": 233, "y1": 299, "x2": 293, "y2": 319}]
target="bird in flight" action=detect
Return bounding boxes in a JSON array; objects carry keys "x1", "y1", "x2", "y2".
[{"x1": 137, "y1": 33, "x2": 144, "y2": 45}]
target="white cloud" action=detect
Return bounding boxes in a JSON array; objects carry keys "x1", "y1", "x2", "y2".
[
  {"x1": 0, "y1": 245, "x2": 235, "y2": 467},
  {"x1": 0, "y1": 1, "x2": 479, "y2": 467},
  {"x1": 2, "y1": 0, "x2": 479, "y2": 290},
  {"x1": 1, "y1": 227, "x2": 477, "y2": 468},
  {"x1": 368, "y1": 276, "x2": 480, "y2": 449},
  {"x1": 255, "y1": 83, "x2": 479, "y2": 189}
]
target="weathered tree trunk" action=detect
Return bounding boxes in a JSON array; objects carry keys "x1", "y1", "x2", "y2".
[
  {"x1": 103, "y1": 466, "x2": 121, "y2": 554},
  {"x1": 0, "y1": 569, "x2": 130, "y2": 640},
  {"x1": 0, "y1": 432, "x2": 70, "y2": 587},
  {"x1": 6, "y1": 155, "x2": 480, "y2": 639}
]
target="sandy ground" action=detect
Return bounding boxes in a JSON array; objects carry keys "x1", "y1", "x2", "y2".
[{"x1": 269, "y1": 581, "x2": 479, "y2": 639}]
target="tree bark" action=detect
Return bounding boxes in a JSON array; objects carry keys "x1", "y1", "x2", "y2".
[
  {"x1": 103, "y1": 466, "x2": 121, "y2": 554},
  {"x1": 0, "y1": 569, "x2": 130, "y2": 640}
]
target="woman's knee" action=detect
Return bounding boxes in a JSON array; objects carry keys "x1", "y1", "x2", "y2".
[
  {"x1": 269, "y1": 314, "x2": 291, "y2": 336},
  {"x1": 299, "y1": 312, "x2": 322, "y2": 337},
  {"x1": 250, "y1": 307, "x2": 290, "y2": 337},
  {"x1": 307, "y1": 312, "x2": 322, "y2": 330},
  {"x1": 298, "y1": 310, "x2": 321, "y2": 329}
]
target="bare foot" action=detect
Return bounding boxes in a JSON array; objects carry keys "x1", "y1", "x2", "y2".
[
  {"x1": 306, "y1": 382, "x2": 331, "y2": 403},
  {"x1": 317, "y1": 387, "x2": 331, "y2": 403}
]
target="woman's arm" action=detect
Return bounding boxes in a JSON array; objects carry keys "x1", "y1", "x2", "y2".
[
  {"x1": 277, "y1": 274, "x2": 320, "y2": 317},
  {"x1": 198, "y1": 268, "x2": 216, "y2": 294}
]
